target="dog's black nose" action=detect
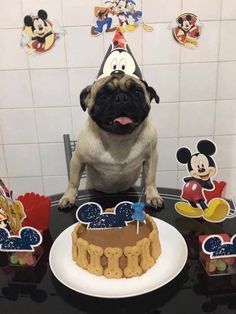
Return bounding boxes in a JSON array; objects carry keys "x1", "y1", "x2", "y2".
[
  {"x1": 111, "y1": 70, "x2": 125, "y2": 78},
  {"x1": 114, "y1": 93, "x2": 129, "y2": 105}
]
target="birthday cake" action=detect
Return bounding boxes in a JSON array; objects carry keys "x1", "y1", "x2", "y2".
[{"x1": 72, "y1": 202, "x2": 161, "y2": 279}]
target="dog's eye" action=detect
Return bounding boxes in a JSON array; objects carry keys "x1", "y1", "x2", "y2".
[{"x1": 132, "y1": 86, "x2": 143, "y2": 96}]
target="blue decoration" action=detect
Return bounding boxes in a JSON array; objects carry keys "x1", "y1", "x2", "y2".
[
  {"x1": 76, "y1": 201, "x2": 134, "y2": 229},
  {"x1": 203, "y1": 234, "x2": 236, "y2": 258},
  {"x1": 131, "y1": 202, "x2": 145, "y2": 221},
  {"x1": 0, "y1": 227, "x2": 42, "y2": 252}
]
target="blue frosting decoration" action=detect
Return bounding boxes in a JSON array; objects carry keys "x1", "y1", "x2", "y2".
[
  {"x1": 0, "y1": 227, "x2": 42, "y2": 252},
  {"x1": 76, "y1": 201, "x2": 135, "y2": 229},
  {"x1": 131, "y1": 202, "x2": 145, "y2": 221},
  {"x1": 203, "y1": 234, "x2": 236, "y2": 258}
]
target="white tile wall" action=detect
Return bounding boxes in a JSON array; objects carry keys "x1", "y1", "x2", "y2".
[
  {"x1": 143, "y1": 23, "x2": 180, "y2": 65},
  {"x1": 156, "y1": 170, "x2": 178, "y2": 189},
  {"x1": 31, "y1": 69, "x2": 70, "y2": 107},
  {"x1": 35, "y1": 107, "x2": 73, "y2": 142},
  {"x1": 150, "y1": 103, "x2": 178, "y2": 138},
  {"x1": 217, "y1": 62, "x2": 236, "y2": 100},
  {"x1": 0, "y1": 0, "x2": 23, "y2": 28},
  {"x1": 71, "y1": 107, "x2": 88, "y2": 139},
  {"x1": 0, "y1": 146, "x2": 7, "y2": 177},
  {"x1": 180, "y1": 62, "x2": 217, "y2": 101},
  {"x1": 0, "y1": 0, "x2": 235, "y2": 199},
  {"x1": 9, "y1": 177, "x2": 44, "y2": 195},
  {"x1": 0, "y1": 29, "x2": 28, "y2": 70},
  {"x1": 215, "y1": 100, "x2": 236, "y2": 135},
  {"x1": 68, "y1": 67, "x2": 98, "y2": 105},
  {"x1": 28, "y1": 38, "x2": 67, "y2": 69},
  {"x1": 40, "y1": 143, "x2": 67, "y2": 176},
  {"x1": 143, "y1": 64, "x2": 180, "y2": 102},
  {"x1": 65, "y1": 27, "x2": 104, "y2": 68},
  {"x1": 219, "y1": 21, "x2": 236, "y2": 61},
  {"x1": 221, "y1": 0, "x2": 236, "y2": 20},
  {"x1": 179, "y1": 101, "x2": 215, "y2": 137},
  {"x1": 0, "y1": 109, "x2": 38, "y2": 144},
  {"x1": 142, "y1": 0, "x2": 181, "y2": 23},
  {"x1": 62, "y1": 0, "x2": 100, "y2": 26},
  {"x1": 0, "y1": 71, "x2": 33, "y2": 108},
  {"x1": 21, "y1": 0, "x2": 63, "y2": 24},
  {"x1": 4, "y1": 144, "x2": 42, "y2": 177},
  {"x1": 181, "y1": 21, "x2": 220, "y2": 63},
  {"x1": 182, "y1": 0, "x2": 221, "y2": 21}
]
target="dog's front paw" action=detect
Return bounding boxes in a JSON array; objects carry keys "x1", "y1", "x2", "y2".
[
  {"x1": 58, "y1": 189, "x2": 77, "y2": 209},
  {"x1": 145, "y1": 186, "x2": 164, "y2": 209}
]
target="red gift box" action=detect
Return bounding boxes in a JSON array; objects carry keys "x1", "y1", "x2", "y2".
[{"x1": 18, "y1": 193, "x2": 51, "y2": 233}]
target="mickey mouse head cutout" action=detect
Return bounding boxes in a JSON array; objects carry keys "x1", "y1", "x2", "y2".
[
  {"x1": 175, "y1": 139, "x2": 230, "y2": 223},
  {"x1": 172, "y1": 13, "x2": 201, "y2": 49},
  {"x1": 21, "y1": 9, "x2": 64, "y2": 54}
]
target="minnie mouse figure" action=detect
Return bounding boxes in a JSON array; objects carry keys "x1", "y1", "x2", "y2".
[{"x1": 175, "y1": 140, "x2": 229, "y2": 223}]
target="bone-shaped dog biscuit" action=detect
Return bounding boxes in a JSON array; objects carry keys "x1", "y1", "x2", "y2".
[
  {"x1": 150, "y1": 230, "x2": 161, "y2": 260},
  {"x1": 76, "y1": 238, "x2": 89, "y2": 269},
  {"x1": 104, "y1": 247, "x2": 123, "y2": 278},
  {"x1": 124, "y1": 246, "x2": 142, "y2": 278},
  {"x1": 87, "y1": 244, "x2": 104, "y2": 275},
  {"x1": 137, "y1": 238, "x2": 154, "y2": 271}
]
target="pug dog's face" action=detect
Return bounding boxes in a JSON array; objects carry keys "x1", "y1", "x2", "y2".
[{"x1": 80, "y1": 73, "x2": 159, "y2": 135}]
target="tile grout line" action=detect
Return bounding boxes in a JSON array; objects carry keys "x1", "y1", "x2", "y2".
[
  {"x1": 213, "y1": 0, "x2": 223, "y2": 143},
  {"x1": 20, "y1": 0, "x2": 45, "y2": 194}
]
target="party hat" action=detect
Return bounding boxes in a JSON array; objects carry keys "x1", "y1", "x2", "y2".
[{"x1": 97, "y1": 28, "x2": 142, "y2": 80}]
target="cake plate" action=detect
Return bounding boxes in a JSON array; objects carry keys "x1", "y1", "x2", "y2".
[{"x1": 49, "y1": 218, "x2": 188, "y2": 298}]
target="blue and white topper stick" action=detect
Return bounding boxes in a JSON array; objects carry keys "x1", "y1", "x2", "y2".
[{"x1": 132, "y1": 189, "x2": 146, "y2": 234}]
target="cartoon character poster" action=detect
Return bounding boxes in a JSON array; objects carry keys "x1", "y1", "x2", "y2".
[
  {"x1": 91, "y1": 0, "x2": 153, "y2": 36},
  {"x1": 172, "y1": 13, "x2": 201, "y2": 49},
  {"x1": 175, "y1": 140, "x2": 234, "y2": 223},
  {"x1": 20, "y1": 9, "x2": 65, "y2": 54}
]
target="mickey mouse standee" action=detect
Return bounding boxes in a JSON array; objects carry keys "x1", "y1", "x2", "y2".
[{"x1": 175, "y1": 139, "x2": 230, "y2": 223}]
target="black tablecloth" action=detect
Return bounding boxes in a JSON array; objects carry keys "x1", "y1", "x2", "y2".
[{"x1": 1, "y1": 187, "x2": 236, "y2": 314}]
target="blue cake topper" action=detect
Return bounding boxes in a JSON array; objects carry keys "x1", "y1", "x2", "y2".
[
  {"x1": 203, "y1": 234, "x2": 236, "y2": 258},
  {"x1": 0, "y1": 227, "x2": 42, "y2": 252},
  {"x1": 76, "y1": 201, "x2": 135, "y2": 229},
  {"x1": 131, "y1": 202, "x2": 145, "y2": 221}
]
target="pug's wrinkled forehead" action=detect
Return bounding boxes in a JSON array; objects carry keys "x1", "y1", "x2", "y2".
[{"x1": 97, "y1": 28, "x2": 142, "y2": 80}]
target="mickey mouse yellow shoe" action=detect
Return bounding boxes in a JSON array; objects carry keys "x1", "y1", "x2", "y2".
[
  {"x1": 126, "y1": 24, "x2": 138, "y2": 32},
  {"x1": 175, "y1": 202, "x2": 204, "y2": 218},
  {"x1": 203, "y1": 198, "x2": 229, "y2": 223}
]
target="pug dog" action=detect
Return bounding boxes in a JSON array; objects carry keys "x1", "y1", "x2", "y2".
[{"x1": 58, "y1": 71, "x2": 163, "y2": 208}]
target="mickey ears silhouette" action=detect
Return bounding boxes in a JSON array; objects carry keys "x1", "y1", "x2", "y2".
[
  {"x1": 0, "y1": 227, "x2": 42, "y2": 252},
  {"x1": 203, "y1": 234, "x2": 236, "y2": 258},
  {"x1": 76, "y1": 201, "x2": 135, "y2": 229}
]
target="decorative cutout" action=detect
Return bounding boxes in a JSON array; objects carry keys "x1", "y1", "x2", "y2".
[
  {"x1": 132, "y1": 202, "x2": 146, "y2": 234},
  {"x1": 0, "y1": 227, "x2": 42, "y2": 252},
  {"x1": 91, "y1": 0, "x2": 153, "y2": 36},
  {"x1": 97, "y1": 28, "x2": 142, "y2": 80},
  {"x1": 171, "y1": 13, "x2": 201, "y2": 49},
  {"x1": 76, "y1": 201, "x2": 134, "y2": 229},
  {"x1": 203, "y1": 234, "x2": 236, "y2": 259},
  {"x1": 175, "y1": 139, "x2": 232, "y2": 223},
  {"x1": 21, "y1": 9, "x2": 65, "y2": 54}
]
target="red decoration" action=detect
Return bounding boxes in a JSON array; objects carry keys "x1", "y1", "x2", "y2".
[
  {"x1": 18, "y1": 193, "x2": 51, "y2": 233},
  {"x1": 204, "y1": 180, "x2": 227, "y2": 203}
]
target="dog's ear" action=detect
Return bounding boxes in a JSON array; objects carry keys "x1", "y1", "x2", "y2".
[
  {"x1": 80, "y1": 85, "x2": 92, "y2": 111},
  {"x1": 141, "y1": 80, "x2": 160, "y2": 104}
]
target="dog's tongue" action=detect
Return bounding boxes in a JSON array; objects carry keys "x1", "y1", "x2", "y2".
[{"x1": 113, "y1": 117, "x2": 133, "y2": 125}]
